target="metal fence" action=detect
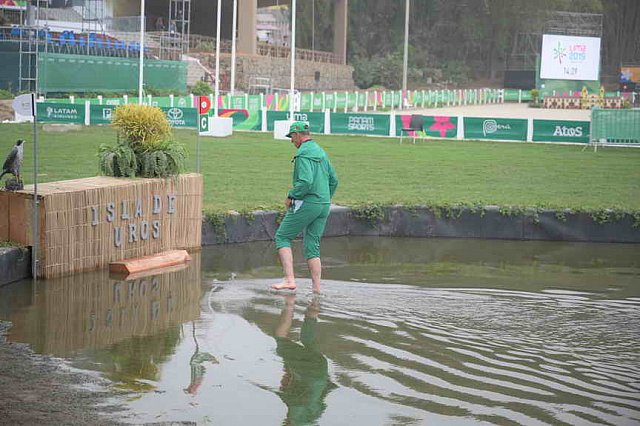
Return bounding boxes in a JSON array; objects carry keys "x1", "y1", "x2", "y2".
[{"x1": 591, "y1": 109, "x2": 640, "y2": 146}]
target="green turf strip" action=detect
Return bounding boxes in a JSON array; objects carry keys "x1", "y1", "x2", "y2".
[{"x1": 1, "y1": 123, "x2": 638, "y2": 215}]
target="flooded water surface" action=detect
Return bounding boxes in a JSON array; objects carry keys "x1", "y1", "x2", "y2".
[{"x1": 1, "y1": 237, "x2": 639, "y2": 425}]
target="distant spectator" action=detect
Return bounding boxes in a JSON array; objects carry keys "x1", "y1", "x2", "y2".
[{"x1": 155, "y1": 16, "x2": 165, "y2": 31}]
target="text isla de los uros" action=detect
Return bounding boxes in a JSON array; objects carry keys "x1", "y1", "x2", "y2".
[{"x1": 90, "y1": 194, "x2": 177, "y2": 247}]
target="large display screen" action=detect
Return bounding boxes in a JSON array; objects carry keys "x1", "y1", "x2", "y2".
[{"x1": 540, "y1": 34, "x2": 601, "y2": 81}]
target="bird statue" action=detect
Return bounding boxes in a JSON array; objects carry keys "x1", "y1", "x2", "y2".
[{"x1": 1, "y1": 139, "x2": 25, "y2": 191}]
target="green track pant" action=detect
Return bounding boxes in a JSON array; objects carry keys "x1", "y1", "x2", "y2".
[{"x1": 275, "y1": 201, "x2": 330, "y2": 259}]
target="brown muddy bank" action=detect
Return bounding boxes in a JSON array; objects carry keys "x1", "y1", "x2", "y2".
[{"x1": 0, "y1": 321, "x2": 123, "y2": 425}]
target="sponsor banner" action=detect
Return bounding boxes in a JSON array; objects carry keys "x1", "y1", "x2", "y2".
[
  {"x1": 335, "y1": 92, "x2": 347, "y2": 109},
  {"x1": 247, "y1": 95, "x2": 262, "y2": 111},
  {"x1": 102, "y1": 98, "x2": 123, "y2": 106},
  {"x1": 37, "y1": 102, "x2": 85, "y2": 123},
  {"x1": 228, "y1": 96, "x2": 246, "y2": 110},
  {"x1": 173, "y1": 96, "x2": 192, "y2": 108},
  {"x1": 395, "y1": 115, "x2": 458, "y2": 138},
  {"x1": 218, "y1": 109, "x2": 262, "y2": 130},
  {"x1": 533, "y1": 120, "x2": 590, "y2": 143},
  {"x1": 325, "y1": 93, "x2": 336, "y2": 109},
  {"x1": 312, "y1": 93, "x2": 324, "y2": 110},
  {"x1": 357, "y1": 92, "x2": 366, "y2": 108},
  {"x1": 383, "y1": 91, "x2": 393, "y2": 108},
  {"x1": 330, "y1": 113, "x2": 390, "y2": 136},
  {"x1": 160, "y1": 107, "x2": 198, "y2": 128},
  {"x1": 411, "y1": 91, "x2": 423, "y2": 106},
  {"x1": 89, "y1": 104, "x2": 117, "y2": 124},
  {"x1": 393, "y1": 91, "x2": 402, "y2": 107},
  {"x1": 464, "y1": 117, "x2": 528, "y2": 141},
  {"x1": 300, "y1": 93, "x2": 312, "y2": 111},
  {"x1": 266, "y1": 111, "x2": 325, "y2": 133},
  {"x1": 347, "y1": 93, "x2": 358, "y2": 109}
]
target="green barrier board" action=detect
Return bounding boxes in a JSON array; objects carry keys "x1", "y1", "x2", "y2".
[
  {"x1": 37, "y1": 102, "x2": 85, "y2": 124},
  {"x1": 464, "y1": 117, "x2": 527, "y2": 141},
  {"x1": 228, "y1": 96, "x2": 246, "y2": 110},
  {"x1": 533, "y1": 120, "x2": 590, "y2": 143},
  {"x1": 395, "y1": 115, "x2": 459, "y2": 138},
  {"x1": 330, "y1": 113, "x2": 390, "y2": 136},
  {"x1": 160, "y1": 106, "x2": 197, "y2": 128},
  {"x1": 89, "y1": 104, "x2": 116, "y2": 125},
  {"x1": 301, "y1": 93, "x2": 312, "y2": 111},
  {"x1": 335, "y1": 92, "x2": 347, "y2": 109},
  {"x1": 247, "y1": 95, "x2": 262, "y2": 111},
  {"x1": 312, "y1": 93, "x2": 325, "y2": 110},
  {"x1": 324, "y1": 93, "x2": 336, "y2": 109},
  {"x1": 347, "y1": 93, "x2": 357, "y2": 109},
  {"x1": 266, "y1": 111, "x2": 325, "y2": 133}
]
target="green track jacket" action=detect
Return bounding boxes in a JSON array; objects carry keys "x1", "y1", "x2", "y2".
[{"x1": 287, "y1": 140, "x2": 338, "y2": 204}]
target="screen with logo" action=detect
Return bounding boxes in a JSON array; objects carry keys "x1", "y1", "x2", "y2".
[{"x1": 540, "y1": 34, "x2": 601, "y2": 81}]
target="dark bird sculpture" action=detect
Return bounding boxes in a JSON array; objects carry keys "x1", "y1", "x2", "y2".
[{"x1": 1, "y1": 139, "x2": 25, "y2": 183}]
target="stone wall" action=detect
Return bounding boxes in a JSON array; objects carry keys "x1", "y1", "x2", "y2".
[{"x1": 191, "y1": 53, "x2": 355, "y2": 91}]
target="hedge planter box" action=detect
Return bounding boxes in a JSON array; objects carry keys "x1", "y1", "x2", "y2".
[
  {"x1": 201, "y1": 205, "x2": 640, "y2": 245},
  {"x1": 0, "y1": 174, "x2": 202, "y2": 279}
]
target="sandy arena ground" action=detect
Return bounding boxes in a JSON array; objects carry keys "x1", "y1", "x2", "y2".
[{"x1": 409, "y1": 102, "x2": 592, "y2": 121}]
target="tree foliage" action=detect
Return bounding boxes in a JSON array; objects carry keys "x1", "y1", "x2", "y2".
[{"x1": 295, "y1": 0, "x2": 637, "y2": 88}]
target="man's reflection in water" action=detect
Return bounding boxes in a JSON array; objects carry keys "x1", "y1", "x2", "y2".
[
  {"x1": 184, "y1": 321, "x2": 218, "y2": 395},
  {"x1": 274, "y1": 295, "x2": 335, "y2": 426}
]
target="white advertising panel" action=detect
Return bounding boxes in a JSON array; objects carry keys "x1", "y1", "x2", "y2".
[{"x1": 540, "y1": 34, "x2": 601, "y2": 81}]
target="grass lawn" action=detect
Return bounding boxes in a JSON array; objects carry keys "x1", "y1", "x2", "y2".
[{"x1": 1, "y1": 123, "x2": 639, "y2": 214}]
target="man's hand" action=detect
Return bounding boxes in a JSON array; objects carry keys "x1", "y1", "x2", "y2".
[{"x1": 285, "y1": 196, "x2": 292, "y2": 209}]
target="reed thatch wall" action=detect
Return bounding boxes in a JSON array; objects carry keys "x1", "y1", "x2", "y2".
[
  {"x1": 1, "y1": 173, "x2": 202, "y2": 278},
  {"x1": 2, "y1": 253, "x2": 202, "y2": 357}
]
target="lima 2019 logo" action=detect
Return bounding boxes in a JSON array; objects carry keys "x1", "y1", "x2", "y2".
[{"x1": 553, "y1": 42, "x2": 567, "y2": 65}]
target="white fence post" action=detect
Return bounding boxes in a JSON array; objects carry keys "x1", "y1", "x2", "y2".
[
  {"x1": 261, "y1": 108, "x2": 267, "y2": 132},
  {"x1": 527, "y1": 117, "x2": 534, "y2": 142},
  {"x1": 324, "y1": 109, "x2": 331, "y2": 135},
  {"x1": 373, "y1": 91, "x2": 377, "y2": 111},
  {"x1": 457, "y1": 115, "x2": 464, "y2": 140},
  {"x1": 84, "y1": 101, "x2": 90, "y2": 126},
  {"x1": 389, "y1": 111, "x2": 396, "y2": 137}
]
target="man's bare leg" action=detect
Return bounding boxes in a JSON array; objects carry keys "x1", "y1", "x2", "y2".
[
  {"x1": 307, "y1": 257, "x2": 322, "y2": 294},
  {"x1": 272, "y1": 247, "x2": 297, "y2": 290},
  {"x1": 275, "y1": 295, "x2": 296, "y2": 337}
]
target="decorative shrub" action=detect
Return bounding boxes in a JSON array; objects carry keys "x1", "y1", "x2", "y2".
[
  {"x1": 99, "y1": 104, "x2": 186, "y2": 178},
  {"x1": 137, "y1": 139, "x2": 186, "y2": 178},
  {"x1": 191, "y1": 80, "x2": 213, "y2": 96},
  {"x1": 98, "y1": 141, "x2": 137, "y2": 178},
  {"x1": 111, "y1": 104, "x2": 172, "y2": 150}
]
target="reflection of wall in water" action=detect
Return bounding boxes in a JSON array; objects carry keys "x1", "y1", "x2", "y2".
[{"x1": 5, "y1": 254, "x2": 201, "y2": 357}]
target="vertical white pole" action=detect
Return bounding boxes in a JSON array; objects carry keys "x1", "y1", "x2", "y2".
[
  {"x1": 138, "y1": 0, "x2": 145, "y2": 105},
  {"x1": 230, "y1": 0, "x2": 238, "y2": 96},
  {"x1": 289, "y1": 0, "x2": 297, "y2": 119},
  {"x1": 31, "y1": 93, "x2": 38, "y2": 278},
  {"x1": 402, "y1": 0, "x2": 409, "y2": 93},
  {"x1": 214, "y1": 0, "x2": 222, "y2": 116}
]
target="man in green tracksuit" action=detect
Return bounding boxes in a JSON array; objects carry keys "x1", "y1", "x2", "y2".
[{"x1": 271, "y1": 121, "x2": 338, "y2": 294}]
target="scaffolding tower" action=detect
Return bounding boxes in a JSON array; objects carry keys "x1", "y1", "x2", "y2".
[{"x1": 157, "y1": 0, "x2": 191, "y2": 61}]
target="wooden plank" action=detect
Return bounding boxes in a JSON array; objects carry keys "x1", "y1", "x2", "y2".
[{"x1": 109, "y1": 249, "x2": 191, "y2": 275}]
